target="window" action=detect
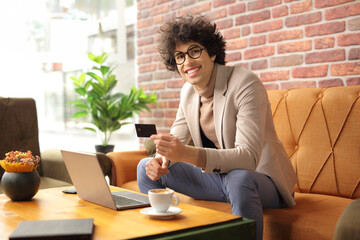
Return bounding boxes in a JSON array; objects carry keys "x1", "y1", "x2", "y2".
[{"x1": 0, "y1": 0, "x2": 138, "y2": 152}]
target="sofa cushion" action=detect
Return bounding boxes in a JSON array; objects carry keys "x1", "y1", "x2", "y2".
[
  {"x1": 263, "y1": 192, "x2": 353, "y2": 240},
  {"x1": 267, "y1": 86, "x2": 360, "y2": 199}
]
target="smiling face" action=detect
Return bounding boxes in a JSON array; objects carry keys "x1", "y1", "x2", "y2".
[{"x1": 175, "y1": 42, "x2": 216, "y2": 91}]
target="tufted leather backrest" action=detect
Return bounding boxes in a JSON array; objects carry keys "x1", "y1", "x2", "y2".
[
  {"x1": 267, "y1": 86, "x2": 360, "y2": 199},
  {"x1": 0, "y1": 97, "x2": 42, "y2": 178}
]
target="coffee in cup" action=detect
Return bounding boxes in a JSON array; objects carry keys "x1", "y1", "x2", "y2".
[{"x1": 148, "y1": 188, "x2": 179, "y2": 213}]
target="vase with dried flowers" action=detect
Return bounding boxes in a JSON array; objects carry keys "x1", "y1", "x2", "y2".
[{"x1": 0, "y1": 151, "x2": 41, "y2": 201}]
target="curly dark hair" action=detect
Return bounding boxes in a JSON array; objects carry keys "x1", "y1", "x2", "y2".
[{"x1": 157, "y1": 15, "x2": 226, "y2": 72}]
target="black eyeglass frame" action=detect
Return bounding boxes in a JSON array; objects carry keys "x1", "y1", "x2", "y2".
[{"x1": 174, "y1": 45, "x2": 205, "y2": 65}]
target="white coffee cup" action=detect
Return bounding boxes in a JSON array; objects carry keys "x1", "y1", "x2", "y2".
[{"x1": 148, "y1": 188, "x2": 179, "y2": 213}]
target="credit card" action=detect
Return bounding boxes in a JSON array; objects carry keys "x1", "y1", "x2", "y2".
[{"x1": 135, "y1": 124, "x2": 157, "y2": 137}]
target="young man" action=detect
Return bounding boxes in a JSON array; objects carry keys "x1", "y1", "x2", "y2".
[{"x1": 137, "y1": 15, "x2": 297, "y2": 240}]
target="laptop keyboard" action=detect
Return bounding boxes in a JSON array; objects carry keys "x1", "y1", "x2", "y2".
[
  {"x1": 111, "y1": 191, "x2": 149, "y2": 208},
  {"x1": 112, "y1": 195, "x2": 144, "y2": 206}
]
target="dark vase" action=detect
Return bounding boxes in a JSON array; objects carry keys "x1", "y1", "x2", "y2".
[
  {"x1": 1, "y1": 171, "x2": 40, "y2": 201},
  {"x1": 95, "y1": 144, "x2": 114, "y2": 154}
]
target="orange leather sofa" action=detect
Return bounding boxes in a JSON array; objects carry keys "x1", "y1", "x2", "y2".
[{"x1": 107, "y1": 85, "x2": 360, "y2": 240}]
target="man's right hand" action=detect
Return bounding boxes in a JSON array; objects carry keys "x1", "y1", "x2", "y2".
[{"x1": 145, "y1": 155, "x2": 169, "y2": 181}]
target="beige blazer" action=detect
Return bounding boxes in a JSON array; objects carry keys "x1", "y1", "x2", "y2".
[{"x1": 170, "y1": 64, "x2": 297, "y2": 207}]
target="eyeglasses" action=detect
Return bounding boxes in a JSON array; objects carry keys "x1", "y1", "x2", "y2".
[{"x1": 174, "y1": 45, "x2": 204, "y2": 65}]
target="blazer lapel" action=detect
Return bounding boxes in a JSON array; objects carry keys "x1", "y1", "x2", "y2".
[
  {"x1": 213, "y1": 64, "x2": 233, "y2": 149},
  {"x1": 186, "y1": 90, "x2": 203, "y2": 147}
]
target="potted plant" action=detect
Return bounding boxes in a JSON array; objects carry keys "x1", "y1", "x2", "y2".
[
  {"x1": 68, "y1": 52, "x2": 157, "y2": 153},
  {"x1": 0, "y1": 151, "x2": 41, "y2": 201}
]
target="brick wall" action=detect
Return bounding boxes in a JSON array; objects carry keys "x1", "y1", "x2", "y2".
[{"x1": 136, "y1": 0, "x2": 360, "y2": 133}]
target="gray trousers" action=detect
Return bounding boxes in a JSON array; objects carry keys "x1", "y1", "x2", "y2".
[{"x1": 137, "y1": 158, "x2": 284, "y2": 240}]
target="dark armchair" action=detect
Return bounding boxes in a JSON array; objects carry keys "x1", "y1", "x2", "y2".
[{"x1": 0, "y1": 97, "x2": 73, "y2": 193}]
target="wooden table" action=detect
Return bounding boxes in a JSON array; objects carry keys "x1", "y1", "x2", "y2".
[{"x1": 0, "y1": 186, "x2": 255, "y2": 239}]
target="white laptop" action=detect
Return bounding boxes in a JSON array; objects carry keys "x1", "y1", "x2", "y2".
[{"x1": 61, "y1": 150, "x2": 150, "y2": 210}]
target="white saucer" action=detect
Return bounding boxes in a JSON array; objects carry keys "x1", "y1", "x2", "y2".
[{"x1": 140, "y1": 207, "x2": 182, "y2": 219}]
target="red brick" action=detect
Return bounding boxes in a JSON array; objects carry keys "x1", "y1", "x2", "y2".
[
  {"x1": 137, "y1": 19, "x2": 153, "y2": 29},
  {"x1": 226, "y1": 39, "x2": 247, "y2": 50},
  {"x1": 290, "y1": 0, "x2": 312, "y2": 14},
  {"x1": 138, "y1": 74, "x2": 153, "y2": 82},
  {"x1": 171, "y1": 0, "x2": 183, "y2": 10},
  {"x1": 249, "y1": 35, "x2": 266, "y2": 46},
  {"x1": 281, "y1": 81, "x2": 317, "y2": 89},
  {"x1": 141, "y1": 27, "x2": 157, "y2": 37},
  {"x1": 138, "y1": 0, "x2": 156, "y2": 10},
  {"x1": 331, "y1": 62, "x2": 360, "y2": 76},
  {"x1": 223, "y1": 28, "x2": 241, "y2": 40},
  {"x1": 154, "y1": 71, "x2": 173, "y2": 80},
  {"x1": 165, "y1": 110, "x2": 178, "y2": 118},
  {"x1": 210, "y1": 8, "x2": 227, "y2": 20},
  {"x1": 229, "y1": 3, "x2": 246, "y2": 15},
  {"x1": 348, "y1": 17, "x2": 360, "y2": 31},
  {"x1": 325, "y1": 2, "x2": 360, "y2": 20},
  {"x1": 270, "y1": 55, "x2": 303, "y2": 67},
  {"x1": 139, "y1": 111, "x2": 152, "y2": 117},
  {"x1": 160, "y1": 90, "x2": 181, "y2": 99},
  {"x1": 143, "y1": 46, "x2": 158, "y2": 54},
  {"x1": 215, "y1": 19, "x2": 233, "y2": 30},
  {"x1": 152, "y1": 53, "x2": 161, "y2": 62},
  {"x1": 156, "y1": 101, "x2": 167, "y2": 109},
  {"x1": 137, "y1": 11, "x2": 149, "y2": 20},
  {"x1": 139, "y1": 64, "x2": 157, "y2": 73},
  {"x1": 148, "y1": 81, "x2": 166, "y2": 91},
  {"x1": 260, "y1": 70, "x2": 290, "y2": 81},
  {"x1": 236, "y1": 62, "x2": 249, "y2": 69},
  {"x1": 150, "y1": 4, "x2": 170, "y2": 16},
  {"x1": 315, "y1": 0, "x2": 355, "y2": 8},
  {"x1": 268, "y1": 29, "x2": 303, "y2": 43},
  {"x1": 158, "y1": 62, "x2": 167, "y2": 70},
  {"x1": 264, "y1": 83, "x2": 280, "y2": 90},
  {"x1": 137, "y1": 55, "x2": 152, "y2": 64},
  {"x1": 349, "y1": 48, "x2": 360, "y2": 60},
  {"x1": 138, "y1": 83, "x2": 147, "y2": 90},
  {"x1": 168, "y1": 100, "x2": 180, "y2": 108},
  {"x1": 214, "y1": 0, "x2": 235, "y2": 8},
  {"x1": 251, "y1": 59, "x2": 268, "y2": 70},
  {"x1": 184, "y1": 0, "x2": 196, "y2": 6},
  {"x1": 189, "y1": 2, "x2": 211, "y2": 15},
  {"x1": 285, "y1": 12, "x2": 322, "y2": 27},
  {"x1": 305, "y1": 21, "x2": 345, "y2": 37},
  {"x1": 166, "y1": 79, "x2": 185, "y2": 88},
  {"x1": 242, "y1": 26, "x2": 251, "y2": 36},
  {"x1": 292, "y1": 65, "x2": 328, "y2": 78},
  {"x1": 153, "y1": 110, "x2": 164, "y2": 118},
  {"x1": 346, "y1": 77, "x2": 360, "y2": 85},
  {"x1": 253, "y1": 19, "x2": 283, "y2": 34},
  {"x1": 154, "y1": 16, "x2": 164, "y2": 24},
  {"x1": 314, "y1": 37, "x2": 335, "y2": 49},
  {"x1": 337, "y1": 33, "x2": 360, "y2": 46},
  {"x1": 277, "y1": 40, "x2": 312, "y2": 54},
  {"x1": 248, "y1": 0, "x2": 282, "y2": 10},
  {"x1": 137, "y1": 37, "x2": 154, "y2": 47},
  {"x1": 305, "y1": 49, "x2": 345, "y2": 64},
  {"x1": 226, "y1": 52, "x2": 242, "y2": 62},
  {"x1": 244, "y1": 46, "x2": 275, "y2": 60},
  {"x1": 318, "y1": 78, "x2": 344, "y2": 88},
  {"x1": 272, "y1": 5, "x2": 289, "y2": 18},
  {"x1": 236, "y1": 10, "x2": 270, "y2": 26}
]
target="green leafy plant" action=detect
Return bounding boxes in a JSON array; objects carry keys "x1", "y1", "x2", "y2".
[{"x1": 68, "y1": 52, "x2": 157, "y2": 146}]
